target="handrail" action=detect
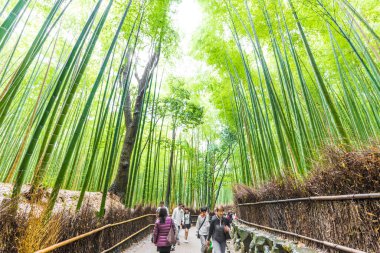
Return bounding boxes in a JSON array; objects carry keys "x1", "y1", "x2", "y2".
[
  {"x1": 237, "y1": 192, "x2": 380, "y2": 206},
  {"x1": 35, "y1": 214, "x2": 156, "y2": 253},
  {"x1": 101, "y1": 224, "x2": 154, "y2": 253},
  {"x1": 237, "y1": 218, "x2": 366, "y2": 253}
]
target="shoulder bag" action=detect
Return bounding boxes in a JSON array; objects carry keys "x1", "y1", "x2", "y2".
[
  {"x1": 197, "y1": 217, "x2": 206, "y2": 239},
  {"x1": 167, "y1": 218, "x2": 177, "y2": 245}
]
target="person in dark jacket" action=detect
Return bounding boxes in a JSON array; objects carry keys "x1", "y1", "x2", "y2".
[
  {"x1": 153, "y1": 208, "x2": 177, "y2": 252},
  {"x1": 226, "y1": 210, "x2": 233, "y2": 222},
  {"x1": 206, "y1": 205, "x2": 230, "y2": 253}
]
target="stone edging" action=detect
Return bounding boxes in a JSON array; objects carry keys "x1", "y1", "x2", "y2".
[{"x1": 229, "y1": 221, "x2": 320, "y2": 253}]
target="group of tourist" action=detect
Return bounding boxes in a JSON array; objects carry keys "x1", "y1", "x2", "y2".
[{"x1": 152, "y1": 201, "x2": 234, "y2": 253}]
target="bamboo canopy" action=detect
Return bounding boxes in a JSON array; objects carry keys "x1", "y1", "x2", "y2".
[{"x1": 0, "y1": 0, "x2": 379, "y2": 252}]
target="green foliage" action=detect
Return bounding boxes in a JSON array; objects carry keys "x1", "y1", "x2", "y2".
[
  {"x1": 161, "y1": 80, "x2": 204, "y2": 128},
  {"x1": 1, "y1": 0, "x2": 378, "y2": 213},
  {"x1": 195, "y1": 0, "x2": 380, "y2": 186}
]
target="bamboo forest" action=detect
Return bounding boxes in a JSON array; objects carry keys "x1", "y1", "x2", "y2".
[{"x1": 0, "y1": 0, "x2": 379, "y2": 252}]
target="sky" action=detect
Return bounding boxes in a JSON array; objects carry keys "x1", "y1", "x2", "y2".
[
  {"x1": 167, "y1": 0, "x2": 211, "y2": 78},
  {"x1": 171, "y1": 0, "x2": 203, "y2": 53},
  {"x1": 133, "y1": 0, "x2": 208, "y2": 83},
  {"x1": 166, "y1": 0, "x2": 224, "y2": 140}
]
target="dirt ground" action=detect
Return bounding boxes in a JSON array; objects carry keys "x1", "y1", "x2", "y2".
[{"x1": 0, "y1": 183, "x2": 126, "y2": 214}]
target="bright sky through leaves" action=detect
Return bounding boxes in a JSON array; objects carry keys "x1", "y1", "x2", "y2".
[{"x1": 168, "y1": 0, "x2": 209, "y2": 78}]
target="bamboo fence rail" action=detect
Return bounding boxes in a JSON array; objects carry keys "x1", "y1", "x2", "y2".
[
  {"x1": 35, "y1": 214, "x2": 156, "y2": 253},
  {"x1": 236, "y1": 218, "x2": 366, "y2": 253},
  {"x1": 101, "y1": 224, "x2": 154, "y2": 253},
  {"x1": 237, "y1": 192, "x2": 380, "y2": 206},
  {"x1": 236, "y1": 192, "x2": 380, "y2": 252}
]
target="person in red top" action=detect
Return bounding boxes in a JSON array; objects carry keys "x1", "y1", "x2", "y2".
[{"x1": 153, "y1": 208, "x2": 177, "y2": 252}]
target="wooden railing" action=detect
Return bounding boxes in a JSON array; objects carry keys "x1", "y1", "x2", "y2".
[
  {"x1": 237, "y1": 192, "x2": 380, "y2": 206},
  {"x1": 236, "y1": 192, "x2": 380, "y2": 253},
  {"x1": 35, "y1": 214, "x2": 156, "y2": 253},
  {"x1": 236, "y1": 218, "x2": 366, "y2": 253}
]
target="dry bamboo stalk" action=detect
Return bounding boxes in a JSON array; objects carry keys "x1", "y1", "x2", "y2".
[
  {"x1": 238, "y1": 192, "x2": 380, "y2": 206},
  {"x1": 34, "y1": 214, "x2": 156, "y2": 253},
  {"x1": 101, "y1": 224, "x2": 154, "y2": 253},
  {"x1": 237, "y1": 218, "x2": 367, "y2": 253}
]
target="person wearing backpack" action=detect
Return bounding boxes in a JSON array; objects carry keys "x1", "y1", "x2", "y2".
[
  {"x1": 153, "y1": 208, "x2": 177, "y2": 252},
  {"x1": 196, "y1": 206, "x2": 210, "y2": 253}
]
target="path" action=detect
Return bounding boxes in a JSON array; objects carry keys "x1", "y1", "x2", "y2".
[{"x1": 125, "y1": 228, "x2": 201, "y2": 253}]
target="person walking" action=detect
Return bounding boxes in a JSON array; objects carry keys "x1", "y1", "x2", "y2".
[
  {"x1": 171, "y1": 203, "x2": 184, "y2": 245},
  {"x1": 196, "y1": 207, "x2": 210, "y2": 253},
  {"x1": 206, "y1": 205, "x2": 230, "y2": 253},
  {"x1": 183, "y1": 208, "x2": 192, "y2": 242},
  {"x1": 226, "y1": 210, "x2": 233, "y2": 223},
  {"x1": 156, "y1": 201, "x2": 169, "y2": 216},
  {"x1": 153, "y1": 208, "x2": 177, "y2": 253}
]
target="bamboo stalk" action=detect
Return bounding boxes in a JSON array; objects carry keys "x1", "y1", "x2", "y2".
[
  {"x1": 237, "y1": 218, "x2": 366, "y2": 253},
  {"x1": 34, "y1": 214, "x2": 155, "y2": 253},
  {"x1": 237, "y1": 192, "x2": 380, "y2": 206}
]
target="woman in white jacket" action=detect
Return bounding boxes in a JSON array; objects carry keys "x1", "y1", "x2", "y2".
[{"x1": 196, "y1": 207, "x2": 210, "y2": 253}]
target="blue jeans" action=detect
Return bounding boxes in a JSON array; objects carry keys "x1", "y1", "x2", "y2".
[{"x1": 212, "y1": 239, "x2": 226, "y2": 253}]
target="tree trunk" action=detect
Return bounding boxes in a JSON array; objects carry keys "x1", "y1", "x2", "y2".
[
  {"x1": 165, "y1": 125, "x2": 176, "y2": 207},
  {"x1": 108, "y1": 52, "x2": 159, "y2": 199}
]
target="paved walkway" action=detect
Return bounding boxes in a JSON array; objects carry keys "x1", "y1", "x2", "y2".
[{"x1": 125, "y1": 228, "x2": 201, "y2": 253}]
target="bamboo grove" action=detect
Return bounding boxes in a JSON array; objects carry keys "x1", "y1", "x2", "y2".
[
  {"x1": 0, "y1": 0, "x2": 379, "y2": 218},
  {"x1": 0, "y1": 0, "x2": 234, "y2": 217},
  {"x1": 196, "y1": 0, "x2": 380, "y2": 185}
]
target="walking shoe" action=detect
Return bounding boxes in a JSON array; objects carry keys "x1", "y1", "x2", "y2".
[{"x1": 184, "y1": 239, "x2": 188, "y2": 243}]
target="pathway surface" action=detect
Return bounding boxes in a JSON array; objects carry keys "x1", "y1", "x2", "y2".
[{"x1": 125, "y1": 228, "x2": 201, "y2": 253}]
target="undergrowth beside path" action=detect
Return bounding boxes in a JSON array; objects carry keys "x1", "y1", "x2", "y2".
[
  {"x1": 0, "y1": 187, "x2": 155, "y2": 253},
  {"x1": 235, "y1": 147, "x2": 380, "y2": 252},
  {"x1": 234, "y1": 146, "x2": 380, "y2": 202}
]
